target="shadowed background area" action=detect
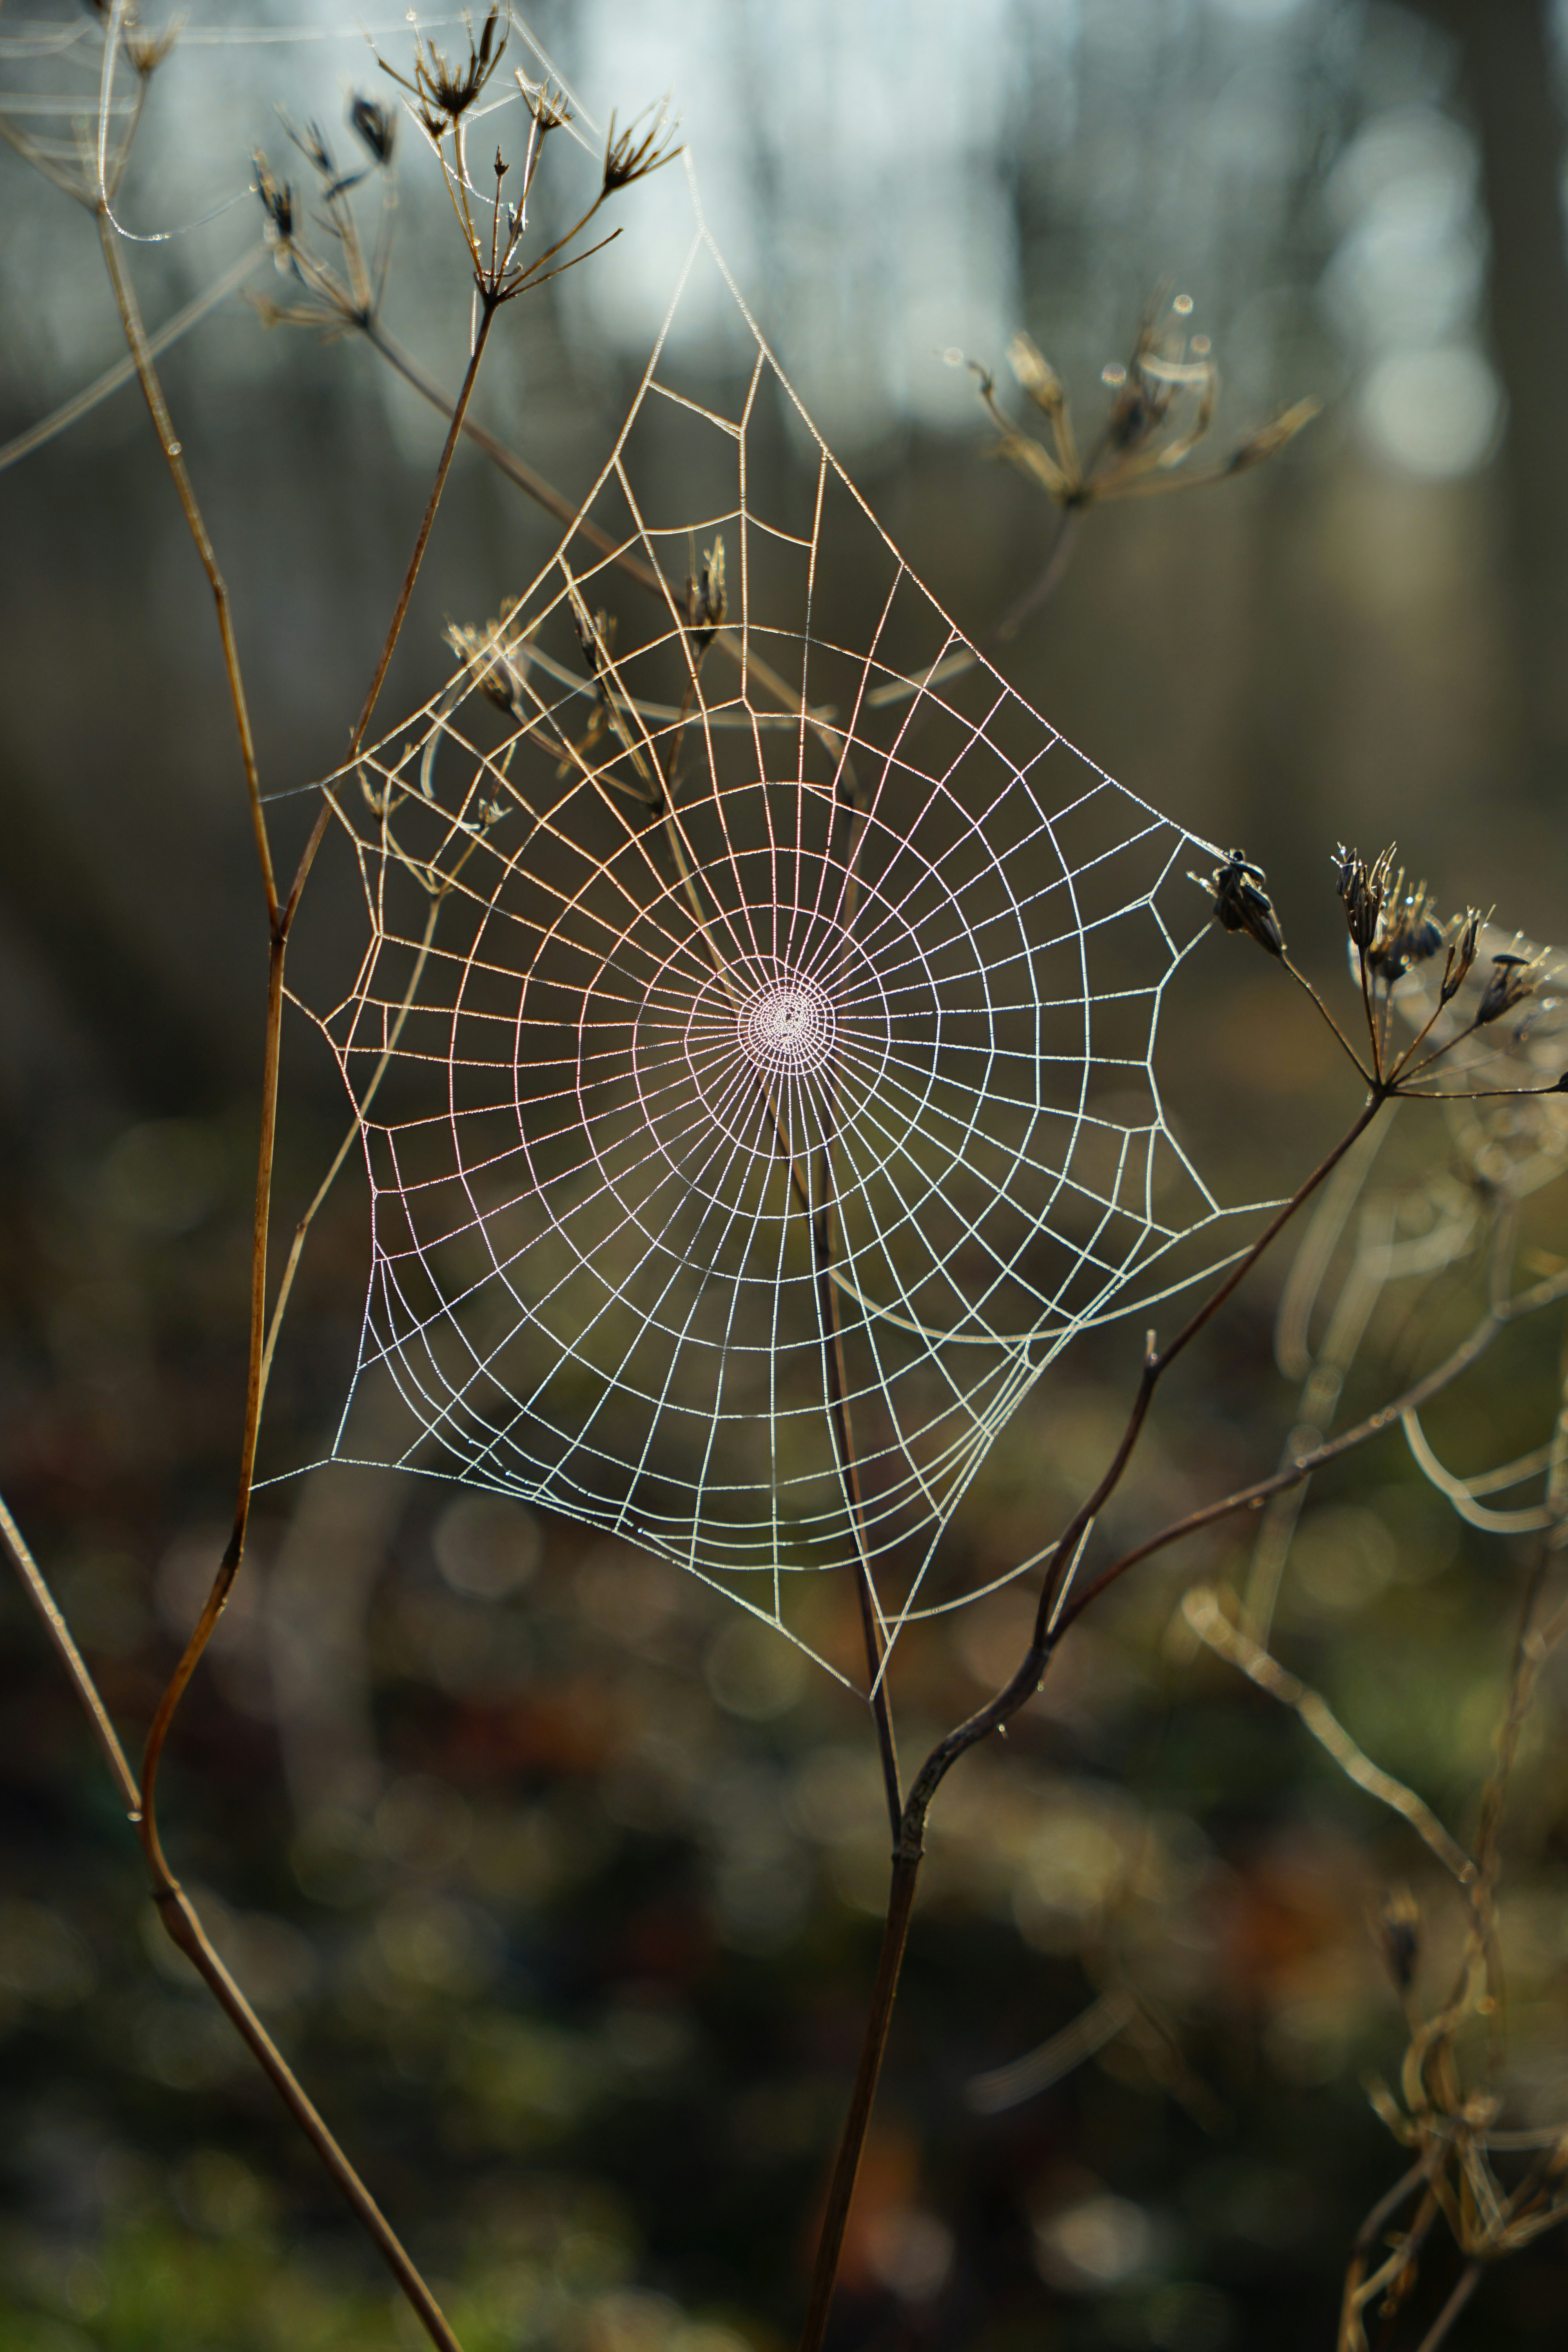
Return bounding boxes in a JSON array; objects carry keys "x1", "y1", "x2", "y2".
[{"x1": 5, "y1": 3, "x2": 1568, "y2": 2349}]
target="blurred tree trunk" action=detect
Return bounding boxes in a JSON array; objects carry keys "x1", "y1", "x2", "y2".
[{"x1": 1422, "y1": 0, "x2": 1568, "y2": 795}]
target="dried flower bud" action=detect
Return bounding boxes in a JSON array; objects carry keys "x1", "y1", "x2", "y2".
[
  {"x1": 1225, "y1": 396, "x2": 1323, "y2": 476},
  {"x1": 446, "y1": 597, "x2": 534, "y2": 717},
  {"x1": 350, "y1": 95, "x2": 397, "y2": 167},
  {"x1": 1009, "y1": 332, "x2": 1065, "y2": 416},
  {"x1": 1376, "y1": 1883, "x2": 1421, "y2": 1995},
  {"x1": 253, "y1": 152, "x2": 296, "y2": 249},
  {"x1": 1190, "y1": 849, "x2": 1285, "y2": 958},
  {"x1": 1439, "y1": 909, "x2": 1483, "y2": 1004},
  {"x1": 686, "y1": 537, "x2": 726, "y2": 651},
  {"x1": 375, "y1": 6, "x2": 506, "y2": 136},
  {"x1": 1475, "y1": 951, "x2": 1542, "y2": 1027},
  {"x1": 1335, "y1": 843, "x2": 1395, "y2": 956},
  {"x1": 520, "y1": 73, "x2": 572, "y2": 132},
  {"x1": 1368, "y1": 872, "x2": 1444, "y2": 984},
  {"x1": 603, "y1": 101, "x2": 681, "y2": 194}
]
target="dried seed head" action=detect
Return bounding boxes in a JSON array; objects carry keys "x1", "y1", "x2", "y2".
[
  {"x1": 253, "y1": 152, "x2": 296, "y2": 250},
  {"x1": 1008, "y1": 331, "x2": 1065, "y2": 416},
  {"x1": 1439, "y1": 909, "x2": 1483, "y2": 1004},
  {"x1": 520, "y1": 73, "x2": 572, "y2": 132},
  {"x1": 446, "y1": 598, "x2": 534, "y2": 717},
  {"x1": 350, "y1": 94, "x2": 397, "y2": 167},
  {"x1": 1190, "y1": 849, "x2": 1285, "y2": 958},
  {"x1": 1225, "y1": 396, "x2": 1323, "y2": 476},
  {"x1": 1335, "y1": 842, "x2": 1396, "y2": 956},
  {"x1": 602, "y1": 101, "x2": 682, "y2": 194},
  {"x1": 376, "y1": 5, "x2": 506, "y2": 135},
  {"x1": 1376, "y1": 1883, "x2": 1421, "y2": 1995},
  {"x1": 124, "y1": 12, "x2": 180, "y2": 78},
  {"x1": 1475, "y1": 950, "x2": 1543, "y2": 1027},
  {"x1": 1368, "y1": 871, "x2": 1444, "y2": 984}
]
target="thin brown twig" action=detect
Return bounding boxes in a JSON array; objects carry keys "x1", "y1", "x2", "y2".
[
  {"x1": 799, "y1": 1855, "x2": 920, "y2": 2352},
  {"x1": 1, "y1": 1495, "x2": 141, "y2": 1820},
  {"x1": 96, "y1": 213, "x2": 277, "y2": 926},
  {"x1": 2, "y1": 1492, "x2": 464, "y2": 2350},
  {"x1": 800, "y1": 1089, "x2": 1386, "y2": 2352},
  {"x1": 351, "y1": 299, "x2": 500, "y2": 759},
  {"x1": 1054, "y1": 1253, "x2": 1568, "y2": 1637},
  {"x1": 1412, "y1": 2262, "x2": 1481, "y2": 2352},
  {"x1": 256, "y1": 895, "x2": 443, "y2": 1411},
  {"x1": 83, "y1": 169, "x2": 506, "y2": 2347},
  {"x1": 360, "y1": 319, "x2": 847, "y2": 761}
]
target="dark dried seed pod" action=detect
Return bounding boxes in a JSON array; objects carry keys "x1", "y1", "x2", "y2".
[{"x1": 1190, "y1": 849, "x2": 1285, "y2": 959}]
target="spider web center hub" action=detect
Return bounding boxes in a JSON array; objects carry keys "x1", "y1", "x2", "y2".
[{"x1": 736, "y1": 974, "x2": 837, "y2": 1076}]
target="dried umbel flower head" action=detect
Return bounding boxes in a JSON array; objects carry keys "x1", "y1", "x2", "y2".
[
  {"x1": 1367, "y1": 869, "x2": 1444, "y2": 985},
  {"x1": 376, "y1": 4, "x2": 506, "y2": 139},
  {"x1": 349, "y1": 95, "x2": 397, "y2": 169},
  {"x1": 254, "y1": 151, "x2": 297, "y2": 255},
  {"x1": 1475, "y1": 950, "x2": 1545, "y2": 1028},
  {"x1": 1440, "y1": 909, "x2": 1483, "y2": 1005},
  {"x1": 1189, "y1": 849, "x2": 1285, "y2": 958},
  {"x1": 976, "y1": 290, "x2": 1319, "y2": 511},
  {"x1": 519, "y1": 74, "x2": 573, "y2": 134},
  {"x1": 445, "y1": 599, "x2": 535, "y2": 719},
  {"x1": 1334, "y1": 842, "x2": 1396, "y2": 957},
  {"x1": 603, "y1": 100, "x2": 682, "y2": 195}
]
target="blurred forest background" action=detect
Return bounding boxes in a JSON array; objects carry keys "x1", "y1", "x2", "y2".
[{"x1": 5, "y1": 1, "x2": 1568, "y2": 2348}]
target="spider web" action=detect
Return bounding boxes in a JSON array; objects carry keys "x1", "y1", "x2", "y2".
[{"x1": 283, "y1": 171, "x2": 1276, "y2": 1676}]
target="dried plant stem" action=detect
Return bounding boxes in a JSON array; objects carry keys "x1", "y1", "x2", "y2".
[
  {"x1": 1054, "y1": 1249, "x2": 1568, "y2": 1636},
  {"x1": 149, "y1": 281, "x2": 503, "y2": 1800},
  {"x1": 257, "y1": 896, "x2": 443, "y2": 1409},
  {"x1": 362, "y1": 319, "x2": 842, "y2": 754},
  {"x1": 812, "y1": 1154, "x2": 902, "y2": 1842},
  {"x1": 1183, "y1": 1590, "x2": 1475, "y2": 1883},
  {"x1": 151, "y1": 1879, "x2": 464, "y2": 2352},
  {"x1": 0, "y1": 1496, "x2": 140, "y2": 1820},
  {"x1": 71, "y1": 215, "x2": 504, "y2": 2352},
  {"x1": 2, "y1": 1499, "x2": 465, "y2": 2352},
  {"x1": 1413, "y1": 2262, "x2": 1481, "y2": 2352},
  {"x1": 800, "y1": 1091, "x2": 1384, "y2": 2352},
  {"x1": 96, "y1": 212, "x2": 278, "y2": 926},
  {"x1": 992, "y1": 505, "x2": 1083, "y2": 643},
  {"x1": 800, "y1": 1854, "x2": 920, "y2": 2352},
  {"x1": 352, "y1": 301, "x2": 500, "y2": 757},
  {"x1": 1338, "y1": 2160, "x2": 1442, "y2": 2351}
]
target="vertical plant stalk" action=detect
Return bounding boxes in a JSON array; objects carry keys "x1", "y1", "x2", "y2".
[
  {"x1": 139, "y1": 290, "x2": 503, "y2": 1825},
  {"x1": 349, "y1": 297, "x2": 501, "y2": 761},
  {"x1": 798, "y1": 1853, "x2": 920, "y2": 2352},
  {"x1": 799, "y1": 1088, "x2": 1385, "y2": 2352},
  {"x1": 97, "y1": 212, "x2": 278, "y2": 928},
  {"x1": 256, "y1": 896, "x2": 444, "y2": 1406},
  {"x1": 2, "y1": 1491, "x2": 466, "y2": 2352},
  {"x1": 76, "y1": 207, "x2": 506, "y2": 2352},
  {"x1": 1414, "y1": 2265, "x2": 1481, "y2": 2352},
  {"x1": 809, "y1": 771, "x2": 902, "y2": 1840},
  {"x1": 0, "y1": 1498, "x2": 141, "y2": 1820},
  {"x1": 811, "y1": 1145, "x2": 902, "y2": 1842}
]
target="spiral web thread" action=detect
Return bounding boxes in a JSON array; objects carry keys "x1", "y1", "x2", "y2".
[{"x1": 284, "y1": 175, "x2": 1278, "y2": 1681}]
